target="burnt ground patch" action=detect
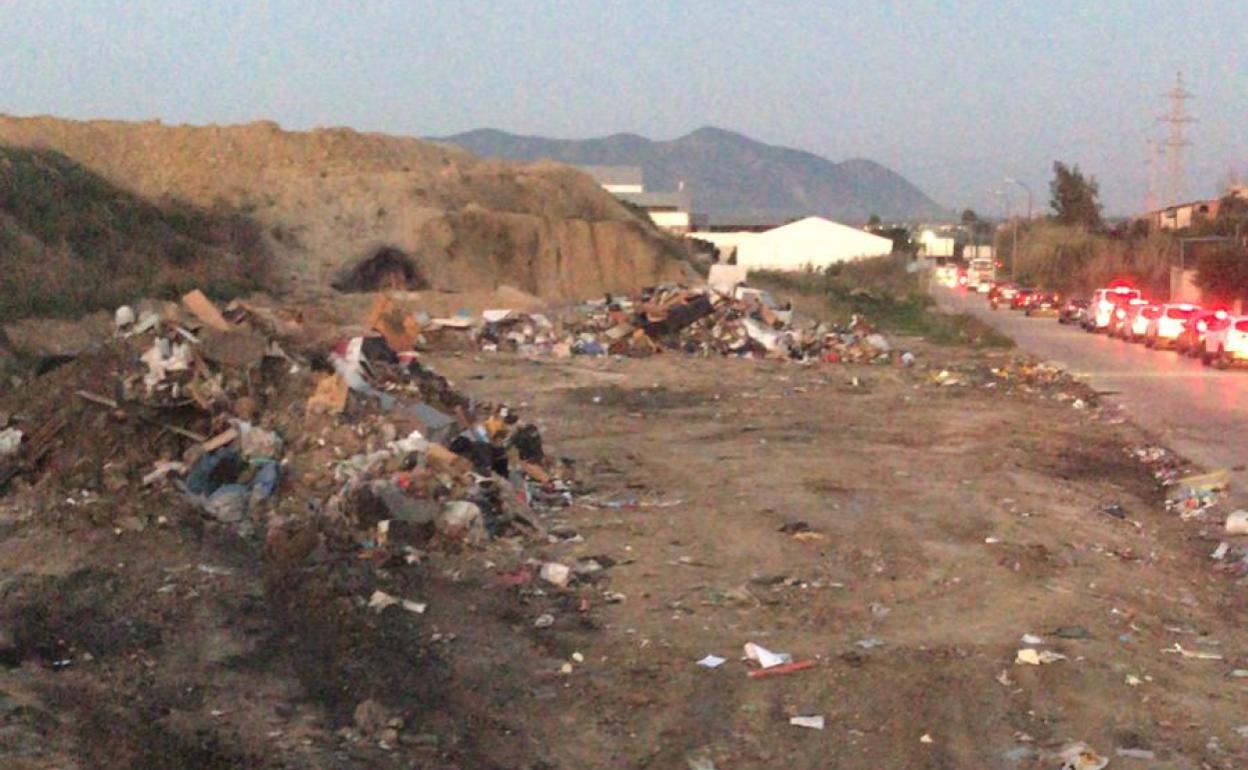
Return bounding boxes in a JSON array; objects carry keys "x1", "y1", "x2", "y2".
[{"x1": 0, "y1": 567, "x2": 161, "y2": 668}]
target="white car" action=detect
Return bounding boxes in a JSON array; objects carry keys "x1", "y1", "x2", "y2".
[
  {"x1": 1127, "y1": 303, "x2": 1162, "y2": 341},
  {"x1": 1144, "y1": 303, "x2": 1199, "y2": 348},
  {"x1": 1202, "y1": 316, "x2": 1248, "y2": 368},
  {"x1": 1086, "y1": 286, "x2": 1142, "y2": 332},
  {"x1": 975, "y1": 279, "x2": 992, "y2": 294}
]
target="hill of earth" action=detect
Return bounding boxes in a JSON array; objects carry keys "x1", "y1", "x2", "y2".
[
  {"x1": 0, "y1": 115, "x2": 687, "y2": 309},
  {"x1": 0, "y1": 146, "x2": 268, "y2": 323},
  {"x1": 437, "y1": 126, "x2": 949, "y2": 224}
]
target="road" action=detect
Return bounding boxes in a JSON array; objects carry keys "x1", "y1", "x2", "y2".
[{"x1": 935, "y1": 286, "x2": 1248, "y2": 501}]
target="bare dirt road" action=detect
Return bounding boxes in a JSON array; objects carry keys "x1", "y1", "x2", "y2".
[{"x1": 935, "y1": 286, "x2": 1248, "y2": 502}]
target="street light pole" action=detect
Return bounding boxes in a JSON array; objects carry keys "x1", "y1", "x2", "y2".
[
  {"x1": 1004, "y1": 177, "x2": 1033, "y2": 220},
  {"x1": 1004, "y1": 178, "x2": 1032, "y2": 283}
]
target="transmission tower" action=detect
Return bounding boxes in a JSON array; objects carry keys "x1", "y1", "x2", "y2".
[{"x1": 1158, "y1": 71, "x2": 1196, "y2": 206}]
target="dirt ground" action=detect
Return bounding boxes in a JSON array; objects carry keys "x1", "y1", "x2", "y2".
[{"x1": 2, "y1": 334, "x2": 1247, "y2": 768}]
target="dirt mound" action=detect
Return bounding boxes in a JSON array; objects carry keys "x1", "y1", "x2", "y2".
[
  {"x1": 0, "y1": 115, "x2": 689, "y2": 301},
  {"x1": 0, "y1": 147, "x2": 269, "y2": 323}
]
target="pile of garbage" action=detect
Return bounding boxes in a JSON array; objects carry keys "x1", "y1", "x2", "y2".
[
  {"x1": 1128, "y1": 444, "x2": 1231, "y2": 521},
  {"x1": 466, "y1": 284, "x2": 898, "y2": 364},
  {"x1": 925, "y1": 358, "x2": 1102, "y2": 409},
  {"x1": 0, "y1": 290, "x2": 572, "y2": 552}
]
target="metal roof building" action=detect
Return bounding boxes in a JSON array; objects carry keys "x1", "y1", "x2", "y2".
[{"x1": 734, "y1": 216, "x2": 894, "y2": 270}]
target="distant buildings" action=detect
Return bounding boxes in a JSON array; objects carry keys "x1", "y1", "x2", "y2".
[
  {"x1": 917, "y1": 229, "x2": 957, "y2": 258},
  {"x1": 689, "y1": 216, "x2": 893, "y2": 271},
  {"x1": 579, "y1": 165, "x2": 644, "y2": 194},
  {"x1": 1145, "y1": 186, "x2": 1248, "y2": 231},
  {"x1": 578, "y1": 165, "x2": 698, "y2": 233}
]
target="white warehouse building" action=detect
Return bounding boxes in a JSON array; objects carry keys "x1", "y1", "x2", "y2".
[{"x1": 733, "y1": 216, "x2": 894, "y2": 270}]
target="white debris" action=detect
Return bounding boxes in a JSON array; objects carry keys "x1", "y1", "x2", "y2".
[
  {"x1": 789, "y1": 715, "x2": 825, "y2": 730},
  {"x1": 1016, "y1": 648, "x2": 1066, "y2": 665},
  {"x1": 743, "y1": 642, "x2": 791, "y2": 669}
]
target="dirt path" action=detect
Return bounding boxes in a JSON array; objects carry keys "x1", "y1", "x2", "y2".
[{"x1": 419, "y1": 349, "x2": 1247, "y2": 769}]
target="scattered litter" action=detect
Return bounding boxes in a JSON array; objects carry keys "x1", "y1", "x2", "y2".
[
  {"x1": 746, "y1": 660, "x2": 816, "y2": 678},
  {"x1": 789, "y1": 715, "x2": 825, "y2": 730},
  {"x1": 1020, "y1": 633, "x2": 1044, "y2": 645},
  {"x1": 181, "y1": 289, "x2": 233, "y2": 332},
  {"x1": 1057, "y1": 742, "x2": 1109, "y2": 770},
  {"x1": 1016, "y1": 648, "x2": 1066, "y2": 665},
  {"x1": 1162, "y1": 643, "x2": 1222, "y2": 660},
  {"x1": 743, "y1": 642, "x2": 791, "y2": 669},
  {"x1": 1100, "y1": 503, "x2": 1125, "y2": 519},
  {"x1": 368, "y1": 590, "x2": 399, "y2": 613},
  {"x1": 1225, "y1": 511, "x2": 1248, "y2": 536},
  {"x1": 919, "y1": 733, "x2": 933, "y2": 744},
  {"x1": 0, "y1": 428, "x2": 23, "y2": 458},
  {"x1": 1115, "y1": 747, "x2": 1155, "y2": 760},
  {"x1": 1213, "y1": 542, "x2": 1230, "y2": 560},
  {"x1": 696, "y1": 655, "x2": 726, "y2": 669},
  {"x1": 855, "y1": 637, "x2": 886, "y2": 650},
  {"x1": 533, "y1": 614, "x2": 555, "y2": 629},
  {"x1": 540, "y1": 562, "x2": 572, "y2": 587}
]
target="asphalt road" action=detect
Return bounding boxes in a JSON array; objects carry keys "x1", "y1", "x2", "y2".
[{"x1": 934, "y1": 286, "x2": 1248, "y2": 501}]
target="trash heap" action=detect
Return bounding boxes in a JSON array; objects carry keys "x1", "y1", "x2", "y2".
[
  {"x1": 0, "y1": 290, "x2": 572, "y2": 551},
  {"x1": 473, "y1": 284, "x2": 897, "y2": 364},
  {"x1": 1129, "y1": 444, "x2": 1229, "y2": 519},
  {"x1": 926, "y1": 358, "x2": 1101, "y2": 408}
]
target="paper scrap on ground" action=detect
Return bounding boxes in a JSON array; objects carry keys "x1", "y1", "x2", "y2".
[
  {"x1": 743, "y1": 642, "x2": 791, "y2": 669},
  {"x1": 1016, "y1": 648, "x2": 1066, "y2": 665},
  {"x1": 697, "y1": 655, "x2": 726, "y2": 669},
  {"x1": 789, "y1": 715, "x2": 825, "y2": 730},
  {"x1": 1162, "y1": 643, "x2": 1223, "y2": 660}
]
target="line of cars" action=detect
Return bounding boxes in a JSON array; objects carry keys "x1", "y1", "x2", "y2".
[{"x1": 975, "y1": 281, "x2": 1248, "y2": 368}]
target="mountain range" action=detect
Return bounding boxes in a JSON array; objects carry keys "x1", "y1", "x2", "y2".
[{"x1": 436, "y1": 126, "x2": 948, "y2": 224}]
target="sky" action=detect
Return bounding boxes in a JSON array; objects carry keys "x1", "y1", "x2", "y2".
[{"x1": 1, "y1": 0, "x2": 1245, "y2": 216}]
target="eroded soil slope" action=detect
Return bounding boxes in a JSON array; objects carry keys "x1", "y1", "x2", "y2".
[{"x1": 0, "y1": 115, "x2": 687, "y2": 299}]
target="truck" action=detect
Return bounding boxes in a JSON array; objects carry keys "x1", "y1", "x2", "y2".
[{"x1": 966, "y1": 258, "x2": 995, "y2": 289}]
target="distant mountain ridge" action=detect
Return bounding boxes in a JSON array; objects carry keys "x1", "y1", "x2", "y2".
[{"x1": 436, "y1": 126, "x2": 948, "y2": 223}]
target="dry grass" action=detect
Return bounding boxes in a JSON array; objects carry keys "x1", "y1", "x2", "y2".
[
  {"x1": 751, "y1": 257, "x2": 1013, "y2": 347},
  {"x1": 0, "y1": 147, "x2": 270, "y2": 322}
]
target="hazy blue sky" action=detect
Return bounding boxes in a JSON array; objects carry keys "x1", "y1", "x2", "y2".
[{"x1": 2, "y1": 1, "x2": 1245, "y2": 215}]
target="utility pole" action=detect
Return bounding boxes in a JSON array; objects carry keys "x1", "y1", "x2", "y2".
[
  {"x1": 1003, "y1": 178, "x2": 1030, "y2": 282},
  {"x1": 1159, "y1": 71, "x2": 1196, "y2": 206},
  {"x1": 1004, "y1": 177, "x2": 1032, "y2": 220}
]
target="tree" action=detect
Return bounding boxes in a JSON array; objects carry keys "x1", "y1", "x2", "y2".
[
  {"x1": 1049, "y1": 161, "x2": 1103, "y2": 231},
  {"x1": 960, "y1": 208, "x2": 979, "y2": 225},
  {"x1": 1194, "y1": 243, "x2": 1248, "y2": 303},
  {"x1": 878, "y1": 226, "x2": 915, "y2": 255},
  {"x1": 867, "y1": 213, "x2": 881, "y2": 227}
]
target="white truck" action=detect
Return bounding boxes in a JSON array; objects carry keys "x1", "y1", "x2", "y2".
[{"x1": 966, "y1": 258, "x2": 995, "y2": 290}]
